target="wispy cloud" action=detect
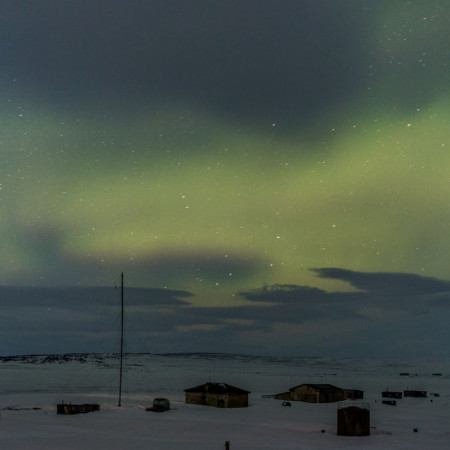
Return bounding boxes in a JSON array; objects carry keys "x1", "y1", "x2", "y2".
[{"x1": 2, "y1": 269, "x2": 450, "y2": 357}]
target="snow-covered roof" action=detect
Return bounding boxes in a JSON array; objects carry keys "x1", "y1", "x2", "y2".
[
  {"x1": 184, "y1": 382, "x2": 250, "y2": 394},
  {"x1": 290, "y1": 383, "x2": 343, "y2": 391}
]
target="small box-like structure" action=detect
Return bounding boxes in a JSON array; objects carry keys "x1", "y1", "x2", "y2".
[
  {"x1": 404, "y1": 390, "x2": 427, "y2": 398},
  {"x1": 57, "y1": 402, "x2": 100, "y2": 415},
  {"x1": 337, "y1": 402, "x2": 370, "y2": 436},
  {"x1": 146, "y1": 397, "x2": 171, "y2": 412},
  {"x1": 382, "y1": 391, "x2": 403, "y2": 399}
]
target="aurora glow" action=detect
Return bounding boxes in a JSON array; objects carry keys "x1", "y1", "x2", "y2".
[{"x1": 1, "y1": 1, "x2": 449, "y2": 356}]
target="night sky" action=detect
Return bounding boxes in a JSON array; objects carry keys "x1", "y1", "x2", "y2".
[{"x1": 1, "y1": 1, "x2": 450, "y2": 357}]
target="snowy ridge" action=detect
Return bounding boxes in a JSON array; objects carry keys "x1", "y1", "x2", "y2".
[{"x1": 0, "y1": 352, "x2": 448, "y2": 395}]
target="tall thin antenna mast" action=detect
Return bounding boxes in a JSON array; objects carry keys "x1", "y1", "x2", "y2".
[{"x1": 118, "y1": 272, "x2": 124, "y2": 407}]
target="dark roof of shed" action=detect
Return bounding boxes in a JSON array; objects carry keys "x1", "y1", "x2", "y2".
[
  {"x1": 290, "y1": 383, "x2": 343, "y2": 391},
  {"x1": 184, "y1": 382, "x2": 250, "y2": 394}
]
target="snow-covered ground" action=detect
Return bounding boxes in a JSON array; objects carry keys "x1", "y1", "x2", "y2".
[{"x1": 1, "y1": 354, "x2": 449, "y2": 449}]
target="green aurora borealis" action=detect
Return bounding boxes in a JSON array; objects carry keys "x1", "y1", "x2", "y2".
[
  {"x1": 1, "y1": 1, "x2": 450, "y2": 355},
  {"x1": 2, "y1": 93, "x2": 449, "y2": 305}
]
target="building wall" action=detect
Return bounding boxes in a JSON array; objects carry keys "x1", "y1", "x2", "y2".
[
  {"x1": 185, "y1": 392, "x2": 248, "y2": 408},
  {"x1": 274, "y1": 392, "x2": 291, "y2": 401},
  {"x1": 290, "y1": 385, "x2": 344, "y2": 403},
  {"x1": 337, "y1": 406, "x2": 370, "y2": 436},
  {"x1": 57, "y1": 403, "x2": 100, "y2": 415},
  {"x1": 319, "y1": 389, "x2": 344, "y2": 403},
  {"x1": 404, "y1": 390, "x2": 427, "y2": 398},
  {"x1": 290, "y1": 385, "x2": 318, "y2": 403},
  {"x1": 382, "y1": 391, "x2": 402, "y2": 399},
  {"x1": 343, "y1": 389, "x2": 364, "y2": 400}
]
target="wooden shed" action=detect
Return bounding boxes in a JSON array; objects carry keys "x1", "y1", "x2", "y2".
[
  {"x1": 184, "y1": 382, "x2": 250, "y2": 408},
  {"x1": 404, "y1": 390, "x2": 427, "y2": 398},
  {"x1": 382, "y1": 390, "x2": 403, "y2": 399},
  {"x1": 146, "y1": 397, "x2": 170, "y2": 412},
  {"x1": 343, "y1": 389, "x2": 364, "y2": 400},
  {"x1": 276, "y1": 384, "x2": 345, "y2": 403},
  {"x1": 57, "y1": 402, "x2": 100, "y2": 415},
  {"x1": 337, "y1": 402, "x2": 370, "y2": 436}
]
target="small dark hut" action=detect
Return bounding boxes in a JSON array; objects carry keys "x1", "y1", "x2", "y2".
[
  {"x1": 337, "y1": 402, "x2": 370, "y2": 436},
  {"x1": 382, "y1": 391, "x2": 403, "y2": 399},
  {"x1": 185, "y1": 382, "x2": 250, "y2": 408},
  {"x1": 146, "y1": 397, "x2": 170, "y2": 412},
  {"x1": 57, "y1": 402, "x2": 100, "y2": 415},
  {"x1": 343, "y1": 389, "x2": 364, "y2": 400},
  {"x1": 274, "y1": 384, "x2": 363, "y2": 403},
  {"x1": 404, "y1": 390, "x2": 427, "y2": 398}
]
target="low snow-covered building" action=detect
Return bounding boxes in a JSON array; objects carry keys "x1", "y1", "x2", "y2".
[
  {"x1": 404, "y1": 390, "x2": 427, "y2": 398},
  {"x1": 382, "y1": 390, "x2": 403, "y2": 399},
  {"x1": 343, "y1": 388, "x2": 364, "y2": 400},
  {"x1": 275, "y1": 384, "x2": 345, "y2": 403},
  {"x1": 184, "y1": 382, "x2": 250, "y2": 408},
  {"x1": 57, "y1": 402, "x2": 100, "y2": 415}
]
